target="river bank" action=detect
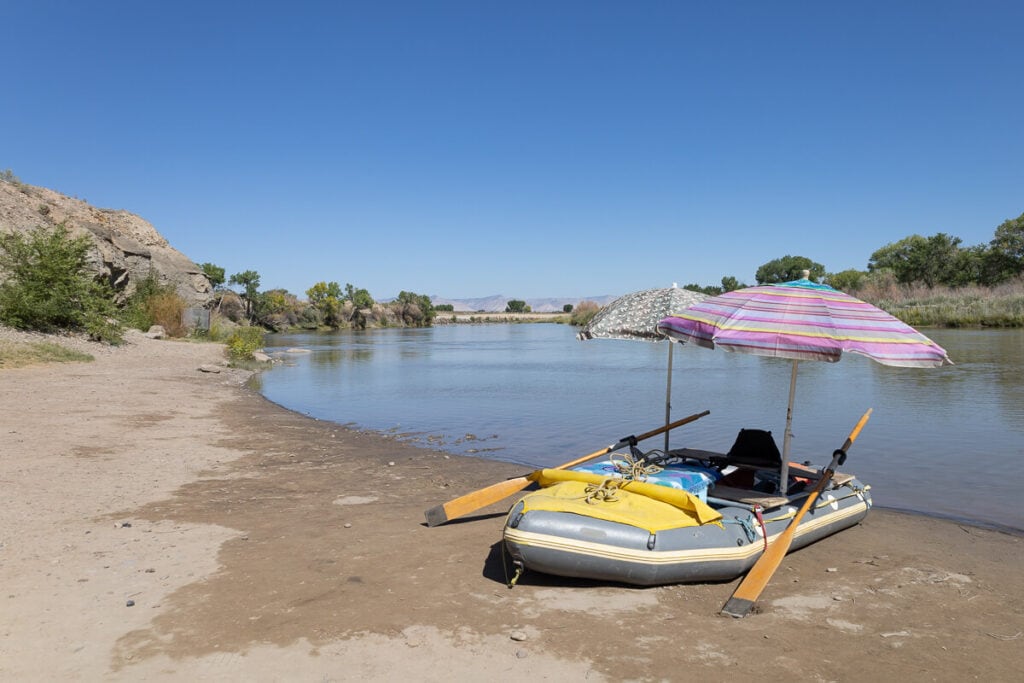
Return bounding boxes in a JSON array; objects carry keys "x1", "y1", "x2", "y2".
[
  {"x1": 1, "y1": 330, "x2": 1022, "y2": 681},
  {"x1": 433, "y1": 311, "x2": 570, "y2": 324}
]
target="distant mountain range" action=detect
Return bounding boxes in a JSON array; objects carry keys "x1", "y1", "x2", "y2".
[{"x1": 430, "y1": 294, "x2": 619, "y2": 313}]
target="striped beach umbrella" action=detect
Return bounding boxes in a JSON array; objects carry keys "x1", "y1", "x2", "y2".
[{"x1": 656, "y1": 275, "x2": 952, "y2": 490}]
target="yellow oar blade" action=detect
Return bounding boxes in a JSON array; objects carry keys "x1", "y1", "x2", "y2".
[
  {"x1": 720, "y1": 485, "x2": 823, "y2": 617},
  {"x1": 425, "y1": 476, "x2": 531, "y2": 527},
  {"x1": 720, "y1": 408, "x2": 872, "y2": 618}
]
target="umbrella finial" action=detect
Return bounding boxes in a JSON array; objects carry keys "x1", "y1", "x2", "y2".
[{"x1": 801, "y1": 270, "x2": 810, "y2": 280}]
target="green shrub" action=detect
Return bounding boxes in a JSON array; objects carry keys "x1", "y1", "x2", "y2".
[
  {"x1": 120, "y1": 271, "x2": 172, "y2": 331},
  {"x1": 225, "y1": 326, "x2": 265, "y2": 360},
  {"x1": 0, "y1": 224, "x2": 122, "y2": 343},
  {"x1": 569, "y1": 301, "x2": 600, "y2": 327},
  {"x1": 203, "y1": 312, "x2": 235, "y2": 342}
]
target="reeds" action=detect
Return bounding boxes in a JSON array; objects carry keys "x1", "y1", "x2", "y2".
[{"x1": 851, "y1": 276, "x2": 1024, "y2": 327}]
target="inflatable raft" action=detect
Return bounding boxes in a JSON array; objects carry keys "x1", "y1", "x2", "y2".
[{"x1": 502, "y1": 433, "x2": 872, "y2": 587}]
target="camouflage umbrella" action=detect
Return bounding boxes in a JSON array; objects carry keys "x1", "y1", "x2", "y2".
[{"x1": 578, "y1": 285, "x2": 709, "y2": 451}]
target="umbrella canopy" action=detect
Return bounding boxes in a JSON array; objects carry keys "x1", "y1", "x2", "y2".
[
  {"x1": 656, "y1": 277, "x2": 951, "y2": 367},
  {"x1": 578, "y1": 285, "x2": 708, "y2": 342},
  {"x1": 656, "y1": 276, "x2": 952, "y2": 490},
  {"x1": 579, "y1": 285, "x2": 708, "y2": 451}
]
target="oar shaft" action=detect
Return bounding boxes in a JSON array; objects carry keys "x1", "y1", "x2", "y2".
[{"x1": 554, "y1": 410, "x2": 710, "y2": 472}]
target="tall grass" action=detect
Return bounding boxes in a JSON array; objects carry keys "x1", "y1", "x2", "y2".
[
  {"x1": 145, "y1": 292, "x2": 187, "y2": 336},
  {"x1": 851, "y1": 275, "x2": 1024, "y2": 327}
]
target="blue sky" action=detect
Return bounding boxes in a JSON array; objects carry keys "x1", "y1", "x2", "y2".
[{"x1": 4, "y1": 1, "x2": 1022, "y2": 301}]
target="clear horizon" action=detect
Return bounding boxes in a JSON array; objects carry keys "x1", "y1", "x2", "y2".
[{"x1": 4, "y1": 2, "x2": 1021, "y2": 301}]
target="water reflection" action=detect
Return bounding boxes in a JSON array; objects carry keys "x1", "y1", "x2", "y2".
[{"x1": 260, "y1": 326, "x2": 1024, "y2": 531}]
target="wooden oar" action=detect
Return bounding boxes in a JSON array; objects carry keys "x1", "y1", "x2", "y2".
[
  {"x1": 720, "y1": 408, "x2": 873, "y2": 618},
  {"x1": 424, "y1": 409, "x2": 710, "y2": 527}
]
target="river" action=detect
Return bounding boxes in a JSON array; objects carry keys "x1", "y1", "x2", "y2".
[{"x1": 256, "y1": 324, "x2": 1024, "y2": 532}]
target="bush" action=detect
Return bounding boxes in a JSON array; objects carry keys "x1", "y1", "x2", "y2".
[
  {"x1": 225, "y1": 326, "x2": 265, "y2": 360},
  {"x1": 570, "y1": 301, "x2": 600, "y2": 326},
  {"x1": 205, "y1": 312, "x2": 238, "y2": 342},
  {"x1": 145, "y1": 292, "x2": 187, "y2": 336},
  {"x1": 120, "y1": 271, "x2": 186, "y2": 336},
  {"x1": 0, "y1": 224, "x2": 122, "y2": 343}
]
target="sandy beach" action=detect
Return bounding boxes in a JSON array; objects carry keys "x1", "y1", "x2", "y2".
[{"x1": 1, "y1": 331, "x2": 1021, "y2": 681}]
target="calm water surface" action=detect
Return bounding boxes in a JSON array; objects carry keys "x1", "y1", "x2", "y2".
[{"x1": 257, "y1": 325, "x2": 1024, "y2": 531}]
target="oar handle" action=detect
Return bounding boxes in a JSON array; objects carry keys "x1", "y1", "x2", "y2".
[
  {"x1": 833, "y1": 408, "x2": 873, "y2": 467},
  {"x1": 620, "y1": 410, "x2": 711, "y2": 450},
  {"x1": 554, "y1": 410, "x2": 710, "y2": 472}
]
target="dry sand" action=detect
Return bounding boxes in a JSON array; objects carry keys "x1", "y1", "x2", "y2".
[{"x1": 1, "y1": 330, "x2": 1021, "y2": 681}]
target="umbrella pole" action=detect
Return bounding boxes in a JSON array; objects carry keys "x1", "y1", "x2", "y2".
[
  {"x1": 779, "y1": 360, "x2": 799, "y2": 494},
  {"x1": 664, "y1": 342, "x2": 675, "y2": 452}
]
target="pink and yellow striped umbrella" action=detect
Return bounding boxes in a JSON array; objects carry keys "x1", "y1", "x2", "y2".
[
  {"x1": 656, "y1": 277, "x2": 951, "y2": 490},
  {"x1": 655, "y1": 278, "x2": 951, "y2": 368}
]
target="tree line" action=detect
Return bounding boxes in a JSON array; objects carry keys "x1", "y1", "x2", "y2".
[
  {"x1": 681, "y1": 212, "x2": 1024, "y2": 294},
  {"x1": 198, "y1": 264, "x2": 436, "y2": 331}
]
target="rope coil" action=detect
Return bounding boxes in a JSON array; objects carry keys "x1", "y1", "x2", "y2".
[
  {"x1": 609, "y1": 451, "x2": 663, "y2": 482},
  {"x1": 583, "y1": 479, "x2": 622, "y2": 504}
]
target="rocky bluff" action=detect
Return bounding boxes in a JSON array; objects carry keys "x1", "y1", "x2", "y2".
[{"x1": 0, "y1": 178, "x2": 212, "y2": 307}]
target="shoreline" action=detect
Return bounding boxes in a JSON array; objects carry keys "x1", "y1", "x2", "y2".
[
  {"x1": 2, "y1": 332, "x2": 1022, "y2": 680},
  {"x1": 275, "y1": 383, "x2": 1024, "y2": 536}
]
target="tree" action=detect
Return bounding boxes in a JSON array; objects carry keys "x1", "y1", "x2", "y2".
[
  {"x1": 563, "y1": 304, "x2": 574, "y2": 313},
  {"x1": 228, "y1": 270, "x2": 261, "y2": 321},
  {"x1": 344, "y1": 283, "x2": 374, "y2": 309},
  {"x1": 254, "y1": 288, "x2": 301, "y2": 330},
  {"x1": 720, "y1": 276, "x2": 742, "y2": 292},
  {"x1": 0, "y1": 224, "x2": 120, "y2": 342},
  {"x1": 987, "y1": 212, "x2": 1024, "y2": 283},
  {"x1": 505, "y1": 299, "x2": 527, "y2": 313},
  {"x1": 948, "y1": 245, "x2": 986, "y2": 287},
  {"x1": 869, "y1": 235, "x2": 923, "y2": 283},
  {"x1": 755, "y1": 255, "x2": 825, "y2": 284},
  {"x1": 394, "y1": 291, "x2": 436, "y2": 325},
  {"x1": 826, "y1": 269, "x2": 866, "y2": 293},
  {"x1": 306, "y1": 281, "x2": 343, "y2": 326},
  {"x1": 682, "y1": 283, "x2": 722, "y2": 295},
  {"x1": 199, "y1": 262, "x2": 225, "y2": 289},
  {"x1": 868, "y1": 233, "x2": 963, "y2": 287}
]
